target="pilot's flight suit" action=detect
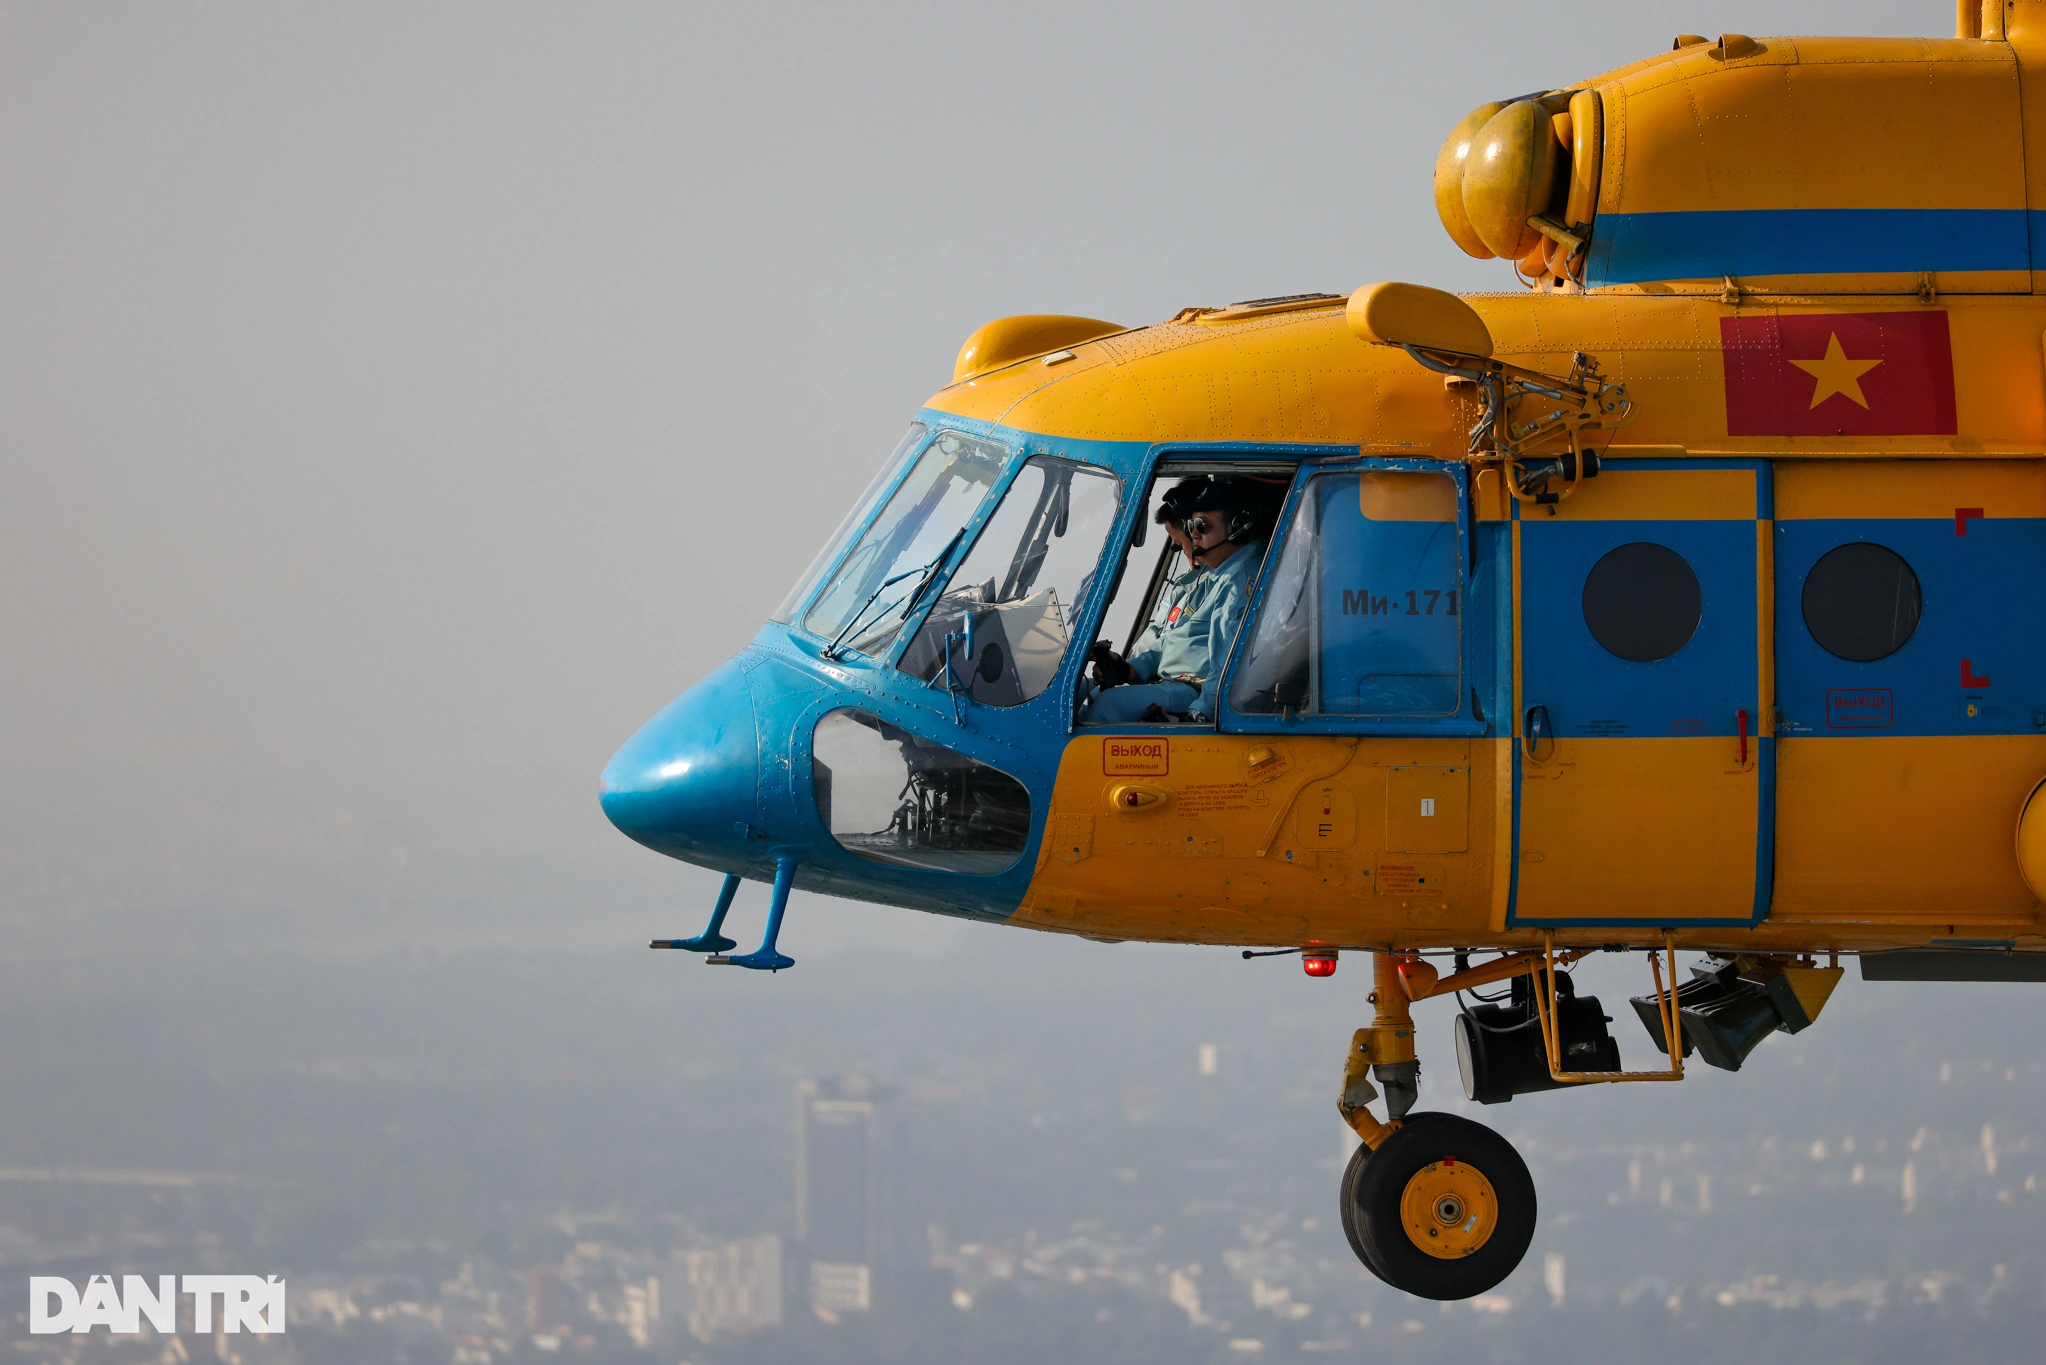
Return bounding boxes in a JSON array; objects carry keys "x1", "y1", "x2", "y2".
[{"x1": 1084, "y1": 539, "x2": 1263, "y2": 723}]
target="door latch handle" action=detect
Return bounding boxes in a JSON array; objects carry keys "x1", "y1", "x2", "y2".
[
  {"x1": 1737, "y1": 708, "x2": 1749, "y2": 766},
  {"x1": 1523, "y1": 704, "x2": 1553, "y2": 763}
]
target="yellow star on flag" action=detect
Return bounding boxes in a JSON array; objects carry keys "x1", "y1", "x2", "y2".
[{"x1": 1788, "y1": 332, "x2": 1883, "y2": 410}]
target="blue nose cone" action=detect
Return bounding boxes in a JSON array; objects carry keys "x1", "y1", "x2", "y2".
[{"x1": 600, "y1": 657, "x2": 760, "y2": 866}]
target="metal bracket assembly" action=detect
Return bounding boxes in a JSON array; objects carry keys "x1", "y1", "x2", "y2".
[
  {"x1": 1530, "y1": 931, "x2": 1685, "y2": 1084},
  {"x1": 1398, "y1": 343, "x2": 1636, "y2": 505}
]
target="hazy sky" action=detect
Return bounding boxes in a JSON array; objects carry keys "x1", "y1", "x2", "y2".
[
  {"x1": 6, "y1": 17, "x2": 2034, "y2": 1336},
  {"x1": 1, "y1": 1, "x2": 1945, "y2": 893}
]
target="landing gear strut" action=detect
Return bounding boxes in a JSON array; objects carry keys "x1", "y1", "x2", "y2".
[{"x1": 1337, "y1": 952, "x2": 1537, "y2": 1299}]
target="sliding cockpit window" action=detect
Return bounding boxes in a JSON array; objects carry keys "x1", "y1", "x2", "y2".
[
  {"x1": 800, "y1": 431, "x2": 1010, "y2": 658},
  {"x1": 1231, "y1": 469, "x2": 1463, "y2": 717},
  {"x1": 898, "y1": 457, "x2": 1121, "y2": 706}
]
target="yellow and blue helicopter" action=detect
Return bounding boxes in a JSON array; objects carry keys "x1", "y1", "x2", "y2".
[{"x1": 603, "y1": 1, "x2": 2046, "y2": 1298}]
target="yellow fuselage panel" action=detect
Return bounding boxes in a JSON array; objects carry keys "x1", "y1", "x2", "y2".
[
  {"x1": 1596, "y1": 38, "x2": 2023, "y2": 216},
  {"x1": 1772, "y1": 735, "x2": 2046, "y2": 924},
  {"x1": 1019, "y1": 733, "x2": 2046, "y2": 951},
  {"x1": 1014, "y1": 735, "x2": 1509, "y2": 949},
  {"x1": 1515, "y1": 737, "x2": 1760, "y2": 922}
]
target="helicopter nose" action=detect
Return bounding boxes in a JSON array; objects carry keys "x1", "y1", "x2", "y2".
[{"x1": 599, "y1": 658, "x2": 760, "y2": 864}]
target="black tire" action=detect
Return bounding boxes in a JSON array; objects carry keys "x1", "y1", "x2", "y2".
[
  {"x1": 1338, "y1": 1141, "x2": 1373, "y2": 1267},
  {"x1": 1338, "y1": 1112, "x2": 1450, "y2": 1280},
  {"x1": 1351, "y1": 1112, "x2": 1536, "y2": 1300}
]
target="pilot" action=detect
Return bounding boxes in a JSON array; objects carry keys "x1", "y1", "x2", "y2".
[
  {"x1": 1131, "y1": 475, "x2": 1205, "y2": 623},
  {"x1": 1093, "y1": 480, "x2": 1205, "y2": 683},
  {"x1": 1083, "y1": 478, "x2": 1263, "y2": 723}
]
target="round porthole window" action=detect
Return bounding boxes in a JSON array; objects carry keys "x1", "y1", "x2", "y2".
[
  {"x1": 1581, "y1": 542, "x2": 1702, "y2": 663},
  {"x1": 1801, "y1": 542, "x2": 1922, "y2": 662}
]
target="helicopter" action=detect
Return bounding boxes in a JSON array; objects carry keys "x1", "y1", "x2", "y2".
[{"x1": 601, "y1": 1, "x2": 2046, "y2": 1299}]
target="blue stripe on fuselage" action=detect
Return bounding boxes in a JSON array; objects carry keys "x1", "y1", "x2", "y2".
[{"x1": 1584, "y1": 208, "x2": 2035, "y2": 286}]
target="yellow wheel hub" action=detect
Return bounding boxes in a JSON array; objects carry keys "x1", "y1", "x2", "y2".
[{"x1": 1399, "y1": 1158, "x2": 1499, "y2": 1259}]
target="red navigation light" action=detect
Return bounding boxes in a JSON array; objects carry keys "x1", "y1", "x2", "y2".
[{"x1": 1302, "y1": 951, "x2": 1338, "y2": 978}]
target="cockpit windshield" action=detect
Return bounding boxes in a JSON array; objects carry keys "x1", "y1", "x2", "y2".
[
  {"x1": 899, "y1": 457, "x2": 1121, "y2": 705},
  {"x1": 801, "y1": 430, "x2": 1010, "y2": 657},
  {"x1": 773, "y1": 423, "x2": 925, "y2": 625}
]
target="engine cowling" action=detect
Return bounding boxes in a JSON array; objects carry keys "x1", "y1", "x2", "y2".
[{"x1": 1432, "y1": 26, "x2": 2036, "y2": 294}]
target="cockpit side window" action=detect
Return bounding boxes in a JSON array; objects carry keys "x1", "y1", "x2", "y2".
[
  {"x1": 899, "y1": 457, "x2": 1121, "y2": 706},
  {"x1": 801, "y1": 431, "x2": 1009, "y2": 658},
  {"x1": 1231, "y1": 469, "x2": 1464, "y2": 717},
  {"x1": 1077, "y1": 466, "x2": 1290, "y2": 725},
  {"x1": 773, "y1": 423, "x2": 926, "y2": 625}
]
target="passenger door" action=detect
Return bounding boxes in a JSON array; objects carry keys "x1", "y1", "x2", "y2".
[{"x1": 1510, "y1": 462, "x2": 1773, "y2": 925}]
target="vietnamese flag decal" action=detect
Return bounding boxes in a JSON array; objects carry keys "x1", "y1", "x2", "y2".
[{"x1": 1720, "y1": 311, "x2": 1957, "y2": 437}]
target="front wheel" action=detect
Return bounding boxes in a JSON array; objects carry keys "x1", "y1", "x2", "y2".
[
  {"x1": 1338, "y1": 1139, "x2": 1373, "y2": 1267},
  {"x1": 1339, "y1": 1111, "x2": 1451, "y2": 1275},
  {"x1": 1346, "y1": 1112, "x2": 1536, "y2": 1300}
]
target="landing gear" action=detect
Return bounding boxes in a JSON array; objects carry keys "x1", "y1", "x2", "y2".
[
  {"x1": 1335, "y1": 951, "x2": 1537, "y2": 1298},
  {"x1": 649, "y1": 854, "x2": 802, "y2": 971},
  {"x1": 1340, "y1": 1112, "x2": 1536, "y2": 1300},
  {"x1": 1339, "y1": 1109, "x2": 1442, "y2": 1267}
]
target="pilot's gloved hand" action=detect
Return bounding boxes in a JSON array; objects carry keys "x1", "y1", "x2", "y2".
[{"x1": 1089, "y1": 646, "x2": 1136, "y2": 689}]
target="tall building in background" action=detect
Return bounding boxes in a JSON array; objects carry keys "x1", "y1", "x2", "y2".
[
  {"x1": 680, "y1": 1236, "x2": 782, "y2": 1342},
  {"x1": 525, "y1": 1264, "x2": 564, "y2": 1333},
  {"x1": 795, "y1": 1076, "x2": 901, "y2": 1315}
]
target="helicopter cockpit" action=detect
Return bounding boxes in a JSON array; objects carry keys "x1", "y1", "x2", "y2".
[
  {"x1": 794, "y1": 427, "x2": 1127, "y2": 877},
  {"x1": 797, "y1": 440, "x2": 1320, "y2": 881},
  {"x1": 602, "y1": 414, "x2": 1486, "y2": 955}
]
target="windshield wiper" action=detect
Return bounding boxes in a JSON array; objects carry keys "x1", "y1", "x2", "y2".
[{"x1": 819, "y1": 529, "x2": 965, "y2": 661}]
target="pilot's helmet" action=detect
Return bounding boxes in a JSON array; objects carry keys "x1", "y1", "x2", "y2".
[
  {"x1": 1162, "y1": 477, "x2": 1256, "y2": 544},
  {"x1": 1155, "y1": 476, "x2": 1214, "y2": 526}
]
